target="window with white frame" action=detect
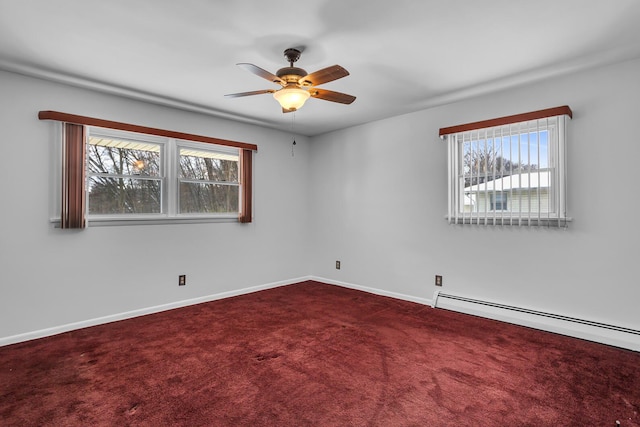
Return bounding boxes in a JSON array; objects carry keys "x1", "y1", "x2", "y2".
[
  {"x1": 87, "y1": 133, "x2": 163, "y2": 215},
  {"x1": 177, "y1": 143, "x2": 239, "y2": 214},
  {"x1": 440, "y1": 106, "x2": 572, "y2": 227},
  {"x1": 39, "y1": 110, "x2": 255, "y2": 229},
  {"x1": 490, "y1": 192, "x2": 508, "y2": 211},
  {"x1": 86, "y1": 127, "x2": 241, "y2": 221}
]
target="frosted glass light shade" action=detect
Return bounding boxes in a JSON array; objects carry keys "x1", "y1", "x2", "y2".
[{"x1": 273, "y1": 87, "x2": 310, "y2": 110}]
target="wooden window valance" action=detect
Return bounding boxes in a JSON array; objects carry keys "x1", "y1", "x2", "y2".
[{"x1": 439, "y1": 106, "x2": 573, "y2": 137}]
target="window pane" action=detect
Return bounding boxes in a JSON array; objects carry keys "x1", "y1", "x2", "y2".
[
  {"x1": 88, "y1": 137, "x2": 161, "y2": 176},
  {"x1": 490, "y1": 192, "x2": 508, "y2": 211},
  {"x1": 462, "y1": 128, "x2": 552, "y2": 213},
  {"x1": 179, "y1": 148, "x2": 238, "y2": 182},
  {"x1": 87, "y1": 177, "x2": 161, "y2": 214},
  {"x1": 462, "y1": 130, "x2": 549, "y2": 185},
  {"x1": 179, "y1": 182, "x2": 239, "y2": 214}
]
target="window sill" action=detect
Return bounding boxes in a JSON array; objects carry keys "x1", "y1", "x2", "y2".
[
  {"x1": 444, "y1": 215, "x2": 573, "y2": 227},
  {"x1": 50, "y1": 215, "x2": 241, "y2": 227}
]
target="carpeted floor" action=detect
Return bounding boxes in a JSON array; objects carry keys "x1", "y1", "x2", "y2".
[{"x1": 1, "y1": 281, "x2": 639, "y2": 426}]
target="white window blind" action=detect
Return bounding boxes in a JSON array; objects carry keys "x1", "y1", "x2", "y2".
[{"x1": 440, "y1": 106, "x2": 572, "y2": 227}]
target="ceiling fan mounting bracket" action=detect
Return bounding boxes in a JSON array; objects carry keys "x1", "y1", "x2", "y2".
[{"x1": 283, "y1": 48, "x2": 302, "y2": 66}]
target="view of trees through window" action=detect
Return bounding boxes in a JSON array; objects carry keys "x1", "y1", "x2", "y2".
[
  {"x1": 462, "y1": 130, "x2": 549, "y2": 187},
  {"x1": 178, "y1": 148, "x2": 239, "y2": 214},
  {"x1": 86, "y1": 135, "x2": 240, "y2": 215},
  {"x1": 460, "y1": 128, "x2": 555, "y2": 215},
  {"x1": 87, "y1": 138, "x2": 162, "y2": 214}
]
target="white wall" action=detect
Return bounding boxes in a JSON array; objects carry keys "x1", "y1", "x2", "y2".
[
  {"x1": 2, "y1": 57, "x2": 640, "y2": 347},
  {"x1": 0, "y1": 70, "x2": 311, "y2": 342},
  {"x1": 309, "y1": 58, "x2": 640, "y2": 333}
]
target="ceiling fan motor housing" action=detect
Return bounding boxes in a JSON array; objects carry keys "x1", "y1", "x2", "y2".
[{"x1": 276, "y1": 66, "x2": 308, "y2": 84}]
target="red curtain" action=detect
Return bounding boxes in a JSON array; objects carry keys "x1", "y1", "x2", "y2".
[
  {"x1": 61, "y1": 123, "x2": 86, "y2": 229},
  {"x1": 239, "y1": 149, "x2": 253, "y2": 223}
]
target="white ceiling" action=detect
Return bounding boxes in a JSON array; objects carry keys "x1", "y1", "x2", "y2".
[{"x1": 1, "y1": 0, "x2": 640, "y2": 136}]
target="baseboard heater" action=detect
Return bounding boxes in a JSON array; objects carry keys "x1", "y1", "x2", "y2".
[{"x1": 432, "y1": 291, "x2": 640, "y2": 337}]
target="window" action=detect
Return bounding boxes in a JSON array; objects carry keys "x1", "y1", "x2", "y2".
[
  {"x1": 177, "y1": 144, "x2": 239, "y2": 214},
  {"x1": 490, "y1": 192, "x2": 508, "y2": 211},
  {"x1": 87, "y1": 134, "x2": 163, "y2": 215},
  {"x1": 39, "y1": 110, "x2": 256, "y2": 228},
  {"x1": 86, "y1": 128, "x2": 242, "y2": 221},
  {"x1": 440, "y1": 106, "x2": 572, "y2": 227}
]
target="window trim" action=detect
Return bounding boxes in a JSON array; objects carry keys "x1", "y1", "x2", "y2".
[
  {"x1": 40, "y1": 111, "x2": 256, "y2": 228},
  {"x1": 438, "y1": 105, "x2": 572, "y2": 137},
  {"x1": 39, "y1": 110, "x2": 257, "y2": 151}
]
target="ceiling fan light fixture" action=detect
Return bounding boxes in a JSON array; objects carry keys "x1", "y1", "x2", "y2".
[
  {"x1": 227, "y1": 49, "x2": 355, "y2": 112},
  {"x1": 273, "y1": 86, "x2": 310, "y2": 110}
]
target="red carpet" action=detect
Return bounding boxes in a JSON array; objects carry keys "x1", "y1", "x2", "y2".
[{"x1": 1, "y1": 281, "x2": 639, "y2": 426}]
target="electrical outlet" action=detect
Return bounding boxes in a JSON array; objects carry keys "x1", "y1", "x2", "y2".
[
  {"x1": 178, "y1": 275, "x2": 186, "y2": 286},
  {"x1": 435, "y1": 275, "x2": 443, "y2": 286},
  {"x1": 336, "y1": 260, "x2": 341, "y2": 270}
]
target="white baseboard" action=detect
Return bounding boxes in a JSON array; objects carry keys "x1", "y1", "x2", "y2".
[
  {"x1": 4, "y1": 276, "x2": 638, "y2": 353},
  {"x1": 0, "y1": 276, "x2": 312, "y2": 347},
  {"x1": 310, "y1": 276, "x2": 433, "y2": 306},
  {"x1": 313, "y1": 278, "x2": 640, "y2": 352},
  {"x1": 432, "y1": 290, "x2": 640, "y2": 352}
]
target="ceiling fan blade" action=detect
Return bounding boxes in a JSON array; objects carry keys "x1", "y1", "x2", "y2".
[
  {"x1": 224, "y1": 89, "x2": 275, "y2": 98},
  {"x1": 309, "y1": 88, "x2": 356, "y2": 104},
  {"x1": 237, "y1": 63, "x2": 284, "y2": 85},
  {"x1": 299, "y1": 65, "x2": 349, "y2": 87}
]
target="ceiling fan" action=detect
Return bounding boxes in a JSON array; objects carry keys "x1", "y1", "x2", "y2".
[{"x1": 225, "y1": 48, "x2": 356, "y2": 113}]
